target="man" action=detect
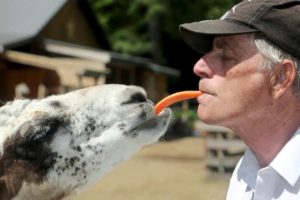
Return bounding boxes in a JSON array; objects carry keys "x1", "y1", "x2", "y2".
[{"x1": 179, "y1": 0, "x2": 300, "y2": 199}]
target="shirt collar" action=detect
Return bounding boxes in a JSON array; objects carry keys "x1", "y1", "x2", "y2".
[
  {"x1": 236, "y1": 148, "x2": 260, "y2": 190},
  {"x1": 237, "y1": 127, "x2": 300, "y2": 188},
  {"x1": 270, "y1": 127, "x2": 300, "y2": 186}
]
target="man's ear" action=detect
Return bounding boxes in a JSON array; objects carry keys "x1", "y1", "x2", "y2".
[{"x1": 270, "y1": 59, "x2": 297, "y2": 99}]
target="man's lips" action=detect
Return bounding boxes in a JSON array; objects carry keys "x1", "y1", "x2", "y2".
[
  {"x1": 199, "y1": 89, "x2": 216, "y2": 96},
  {"x1": 197, "y1": 89, "x2": 216, "y2": 103}
]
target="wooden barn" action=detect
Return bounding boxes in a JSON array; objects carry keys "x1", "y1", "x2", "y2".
[{"x1": 0, "y1": 0, "x2": 179, "y2": 102}]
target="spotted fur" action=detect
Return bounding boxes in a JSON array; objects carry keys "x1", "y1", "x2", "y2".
[{"x1": 0, "y1": 84, "x2": 172, "y2": 200}]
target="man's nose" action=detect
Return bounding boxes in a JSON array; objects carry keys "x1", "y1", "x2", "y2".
[{"x1": 193, "y1": 55, "x2": 214, "y2": 79}]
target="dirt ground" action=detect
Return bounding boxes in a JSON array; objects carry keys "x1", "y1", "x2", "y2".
[{"x1": 70, "y1": 137, "x2": 231, "y2": 200}]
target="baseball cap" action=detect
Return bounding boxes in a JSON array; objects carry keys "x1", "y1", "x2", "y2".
[{"x1": 180, "y1": 0, "x2": 300, "y2": 59}]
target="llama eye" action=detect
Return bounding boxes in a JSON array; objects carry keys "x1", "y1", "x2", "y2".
[
  {"x1": 122, "y1": 93, "x2": 147, "y2": 105},
  {"x1": 14, "y1": 145, "x2": 37, "y2": 160}
]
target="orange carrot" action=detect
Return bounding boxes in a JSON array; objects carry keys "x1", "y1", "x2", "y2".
[{"x1": 155, "y1": 91, "x2": 203, "y2": 115}]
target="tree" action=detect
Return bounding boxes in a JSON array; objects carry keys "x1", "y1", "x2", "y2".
[
  {"x1": 91, "y1": 0, "x2": 240, "y2": 91},
  {"x1": 91, "y1": 0, "x2": 239, "y2": 61}
]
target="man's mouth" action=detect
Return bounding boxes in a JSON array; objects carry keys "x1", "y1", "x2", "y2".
[
  {"x1": 197, "y1": 89, "x2": 217, "y2": 104},
  {"x1": 200, "y1": 89, "x2": 216, "y2": 96}
]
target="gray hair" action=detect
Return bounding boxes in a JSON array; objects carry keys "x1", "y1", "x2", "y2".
[{"x1": 254, "y1": 34, "x2": 300, "y2": 98}]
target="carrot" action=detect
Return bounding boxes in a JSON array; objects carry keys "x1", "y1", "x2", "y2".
[{"x1": 155, "y1": 91, "x2": 203, "y2": 115}]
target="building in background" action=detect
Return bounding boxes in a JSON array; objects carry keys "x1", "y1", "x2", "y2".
[{"x1": 0, "y1": 0, "x2": 179, "y2": 102}]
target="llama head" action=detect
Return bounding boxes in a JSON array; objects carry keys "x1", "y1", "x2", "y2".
[{"x1": 0, "y1": 84, "x2": 172, "y2": 200}]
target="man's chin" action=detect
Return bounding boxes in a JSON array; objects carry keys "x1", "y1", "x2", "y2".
[
  {"x1": 197, "y1": 107, "x2": 212, "y2": 123},
  {"x1": 197, "y1": 108, "x2": 224, "y2": 126}
]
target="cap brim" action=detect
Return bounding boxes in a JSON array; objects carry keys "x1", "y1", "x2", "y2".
[{"x1": 179, "y1": 19, "x2": 258, "y2": 54}]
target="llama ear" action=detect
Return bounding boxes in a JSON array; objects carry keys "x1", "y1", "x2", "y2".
[
  {"x1": 16, "y1": 111, "x2": 69, "y2": 143},
  {"x1": 0, "y1": 176, "x2": 11, "y2": 200}
]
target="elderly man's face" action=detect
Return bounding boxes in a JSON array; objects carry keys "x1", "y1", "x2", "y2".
[{"x1": 193, "y1": 34, "x2": 273, "y2": 128}]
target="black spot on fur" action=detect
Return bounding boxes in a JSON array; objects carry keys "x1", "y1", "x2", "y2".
[
  {"x1": 0, "y1": 133, "x2": 59, "y2": 199},
  {"x1": 49, "y1": 101, "x2": 62, "y2": 108},
  {"x1": 84, "y1": 116, "x2": 96, "y2": 133},
  {"x1": 86, "y1": 145, "x2": 103, "y2": 155},
  {"x1": 139, "y1": 111, "x2": 147, "y2": 120},
  {"x1": 14, "y1": 146, "x2": 37, "y2": 160},
  {"x1": 118, "y1": 123, "x2": 126, "y2": 132},
  {"x1": 12, "y1": 140, "x2": 58, "y2": 171},
  {"x1": 41, "y1": 153, "x2": 58, "y2": 169},
  {"x1": 73, "y1": 146, "x2": 82, "y2": 152},
  {"x1": 0, "y1": 112, "x2": 72, "y2": 199}
]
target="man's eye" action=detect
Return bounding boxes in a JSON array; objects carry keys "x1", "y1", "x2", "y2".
[
  {"x1": 221, "y1": 52, "x2": 235, "y2": 62},
  {"x1": 220, "y1": 48, "x2": 236, "y2": 60}
]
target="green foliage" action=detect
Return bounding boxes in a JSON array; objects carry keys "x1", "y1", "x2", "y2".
[
  {"x1": 173, "y1": 106, "x2": 199, "y2": 126},
  {"x1": 91, "y1": 0, "x2": 239, "y2": 56}
]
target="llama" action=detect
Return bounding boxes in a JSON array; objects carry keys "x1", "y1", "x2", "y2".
[{"x1": 0, "y1": 84, "x2": 172, "y2": 200}]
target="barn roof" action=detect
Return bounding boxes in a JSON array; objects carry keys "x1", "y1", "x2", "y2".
[
  {"x1": 41, "y1": 39, "x2": 180, "y2": 77},
  {"x1": 0, "y1": 0, "x2": 67, "y2": 51},
  {"x1": 0, "y1": 0, "x2": 179, "y2": 78},
  {"x1": 0, "y1": 0, "x2": 110, "y2": 52}
]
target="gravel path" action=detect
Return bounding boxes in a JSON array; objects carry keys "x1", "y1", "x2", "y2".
[{"x1": 71, "y1": 137, "x2": 231, "y2": 200}]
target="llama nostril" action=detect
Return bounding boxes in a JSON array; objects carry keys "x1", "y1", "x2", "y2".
[{"x1": 122, "y1": 92, "x2": 147, "y2": 105}]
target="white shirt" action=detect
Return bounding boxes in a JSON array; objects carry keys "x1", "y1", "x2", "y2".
[{"x1": 227, "y1": 127, "x2": 300, "y2": 200}]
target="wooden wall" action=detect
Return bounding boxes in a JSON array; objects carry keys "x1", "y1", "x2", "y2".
[
  {"x1": 40, "y1": 1, "x2": 100, "y2": 48},
  {"x1": 0, "y1": 61, "x2": 62, "y2": 101}
]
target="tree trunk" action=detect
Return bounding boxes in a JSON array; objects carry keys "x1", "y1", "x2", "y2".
[{"x1": 149, "y1": 15, "x2": 164, "y2": 63}]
